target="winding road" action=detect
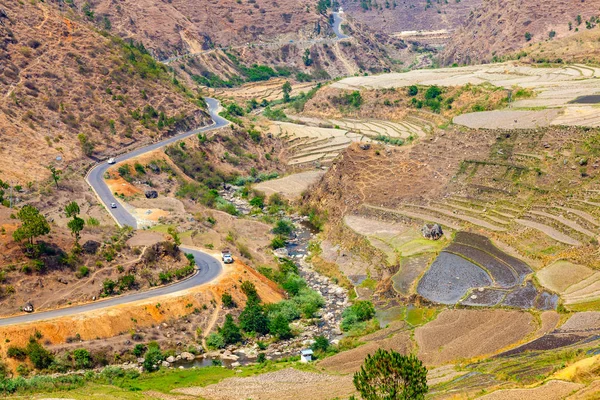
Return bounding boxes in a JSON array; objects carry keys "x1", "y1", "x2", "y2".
[{"x1": 0, "y1": 98, "x2": 230, "y2": 326}]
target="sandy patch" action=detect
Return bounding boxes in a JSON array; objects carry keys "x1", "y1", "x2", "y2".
[
  {"x1": 537, "y1": 261, "x2": 595, "y2": 294},
  {"x1": 476, "y1": 380, "x2": 584, "y2": 400},
  {"x1": 254, "y1": 170, "x2": 325, "y2": 199},
  {"x1": 415, "y1": 309, "x2": 535, "y2": 365},
  {"x1": 173, "y1": 368, "x2": 356, "y2": 400},
  {"x1": 566, "y1": 380, "x2": 600, "y2": 399}
]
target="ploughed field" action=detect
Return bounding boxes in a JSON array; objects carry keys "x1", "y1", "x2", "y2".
[{"x1": 416, "y1": 232, "x2": 558, "y2": 309}]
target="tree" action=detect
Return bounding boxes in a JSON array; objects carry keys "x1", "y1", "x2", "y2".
[
  {"x1": 407, "y1": 85, "x2": 418, "y2": 96},
  {"x1": 239, "y1": 299, "x2": 269, "y2": 334},
  {"x1": 269, "y1": 313, "x2": 292, "y2": 340},
  {"x1": 13, "y1": 205, "x2": 50, "y2": 246},
  {"x1": 78, "y1": 133, "x2": 95, "y2": 156},
  {"x1": 220, "y1": 314, "x2": 242, "y2": 344},
  {"x1": 64, "y1": 201, "x2": 80, "y2": 218},
  {"x1": 167, "y1": 227, "x2": 181, "y2": 246},
  {"x1": 525, "y1": 32, "x2": 532, "y2": 41},
  {"x1": 302, "y1": 49, "x2": 313, "y2": 67},
  {"x1": 47, "y1": 165, "x2": 62, "y2": 188},
  {"x1": 282, "y1": 81, "x2": 292, "y2": 103},
  {"x1": 353, "y1": 349, "x2": 428, "y2": 400},
  {"x1": 65, "y1": 201, "x2": 84, "y2": 245}
]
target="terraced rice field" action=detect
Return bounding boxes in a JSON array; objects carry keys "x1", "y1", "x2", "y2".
[
  {"x1": 289, "y1": 114, "x2": 431, "y2": 140},
  {"x1": 537, "y1": 261, "x2": 595, "y2": 294},
  {"x1": 270, "y1": 122, "x2": 368, "y2": 166},
  {"x1": 417, "y1": 232, "x2": 559, "y2": 310},
  {"x1": 415, "y1": 309, "x2": 535, "y2": 365},
  {"x1": 365, "y1": 195, "x2": 600, "y2": 249},
  {"x1": 333, "y1": 62, "x2": 600, "y2": 129}
]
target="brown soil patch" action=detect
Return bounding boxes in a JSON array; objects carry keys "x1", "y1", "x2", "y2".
[
  {"x1": 254, "y1": 170, "x2": 325, "y2": 200},
  {"x1": 127, "y1": 231, "x2": 166, "y2": 247},
  {"x1": 174, "y1": 368, "x2": 356, "y2": 400},
  {"x1": 477, "y1": 380, "x2": 584, "y2": 400},
  {"x1": 537, "y1": 261, "x2": 595, "y2": 294},
  {"x1": 319, "y1": 330, "x2": 414, "y2": 374},
  {"x1": 415, "y1": 309, "x2": 535, "y2": 365},
  {"x1": 566, "y1": 380, "x2": 600, "y2": 399}
]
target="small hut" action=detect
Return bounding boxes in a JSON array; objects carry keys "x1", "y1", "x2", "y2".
[{"x1": 300, "y1": 349, "x2": 314, "y2": 363}]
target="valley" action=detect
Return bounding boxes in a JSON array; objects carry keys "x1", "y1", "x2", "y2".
[{"x1": 4, "y1": 0, "x2": 600, "y2": 399}]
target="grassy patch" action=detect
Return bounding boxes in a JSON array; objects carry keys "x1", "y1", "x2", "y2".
[{"x1": 566, "y1": 298, "x2": 600, "y2": 312}]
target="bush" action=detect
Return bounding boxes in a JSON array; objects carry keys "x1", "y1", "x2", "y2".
[
  {"x1": 132, "y1": 344, "x2": 145, "y2": 357},
  {"x1": 407, "y1": 85, "x2": 418, "y2": 96},
  {"x1": 72, "y1": 349, "x2": 92, "y2": 369},
  {"x1": 220, "y1": 314, "x2": 242, "y2": 344},
  {"x1": 272, "y1": 219, "x2": 294, "y2": 236},
  {"x1": 206, "y1": 333, "x2": 225, "y2": 349},
  {"x1": 268, "y1": 313, "x2": 293, "y2": 340},
  {"x1": 312, "y1": 335, "x2": 330, "y2": 352},
  {"x1": 7, "y1": 346, "x2": 27, "y2": 361},
  {"x1": 270, "y1": 236, "x2": 286, "y2": 249},
  {"x1": 239, "y1": 299, "x2": 269, "y2": 335},
  {"x1": 26, "y1": 341, "x2": 54, "y2": 370},
  {"x1": 221, "y1": 292, "x2": 235, "y2": 308},
  {"x1": 424, "y1": 86, "x2": 442, "y2": 100},
  {"x1": 143, "y1": 347, "x2": 163, "y2": 372},
  {"x1": 341, "y1": 300, "x2": 376, "y2": 332},
  {"x1": 76, "y1": 266, "x2": 89, "y2": 278}
]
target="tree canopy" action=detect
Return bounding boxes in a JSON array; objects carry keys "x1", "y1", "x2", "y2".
[
  {"x1": 353, "y1": 349, "x2": 428, "y2": 400},
  {"x1": 13, "y1": 205, "x2": 50, "y2": 245}
]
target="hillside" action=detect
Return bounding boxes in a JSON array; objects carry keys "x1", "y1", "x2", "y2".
[
  {"x1": 442, "y1": 0, "x2": 600, "y2": 65},
  {"x1": 340, "y1": 0, "x2": 481, "y2": 35},
  {"x1": 0, "y1": 1, "x2": 210, "y2": 183},
  {"x1": 68, "y1": 0, "x2": 324, "y2": 60}
]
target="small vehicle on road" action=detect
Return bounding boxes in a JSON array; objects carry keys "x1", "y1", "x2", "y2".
[
  {"x1": 107, "y1": 157, "x2": 116, "y2": 164},
  {"x1": 110, "y1": 202, "x2": 117, "y2": 209},
  {"x1": 222, "y1": 249, "x2": 234, "y2": 264}
]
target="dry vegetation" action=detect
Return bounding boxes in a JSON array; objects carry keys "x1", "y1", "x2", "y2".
[{"x1": 0, "y1": 1, "x2": 209, "y2": 183}]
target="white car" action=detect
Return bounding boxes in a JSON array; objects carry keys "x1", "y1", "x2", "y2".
[
  {"x1": 110, "y1": 203, "x2": 117, "y2": 209},
  {"x1": 107, "y1": 158, "x2": 116, "y2": 164}
]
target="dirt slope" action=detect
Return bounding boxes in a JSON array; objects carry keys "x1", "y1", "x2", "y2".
[
  {"x1": 442, "y1": 0, "x2": 600, "y2": 65},
  {"x1": 0, "y1": 1, "x2": 209, "y2": 183}
]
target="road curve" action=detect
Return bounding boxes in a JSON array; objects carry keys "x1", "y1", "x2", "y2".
[
  {"x1": 332, "y1": 12, "x2": 349, "y2": 39},
  {"x1": 0, "y1": 247, "x2": 222, "y2": 326},
  {"x1": 0, "y1": 99, "x2": 230, "y2": 327},
  {"x1": 86, "y1": 97, "x2": 230, "y2": 229}
]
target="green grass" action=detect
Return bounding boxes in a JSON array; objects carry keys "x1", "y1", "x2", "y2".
[
  {"x1": 359, "y1": 278, "x2": 377, "y2": 290},
  {"x1": 8, "y1": 362, "x2": 319, "y2": 398},
  {"x1": 405, "y1": 306, "x2": 439, "y2": 327},
  {"x1": 566, "y1": 298, "x2": 600, "y2": 312}
]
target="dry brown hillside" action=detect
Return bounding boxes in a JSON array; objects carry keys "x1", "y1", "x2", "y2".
[
  {"x1": 66, "y1": 0, "x2": 324, "y2": 59},
  {"x1": 0, "y1": 1, "x2": 210, "y2": 183},
  {"x1": 340, "y1": 0, "x2": 481, "y2": 35},
  {"x1": 442, "y1": 0, "x2": 600, "y2": 65}
]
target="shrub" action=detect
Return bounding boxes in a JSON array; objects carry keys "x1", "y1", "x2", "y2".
[
  {"x1": 77, "y1": 266, "x2": 89, "y2": 278},
  {"x1": 26, "y1": 341, "x2": 54, "y2": 370},
  {"x1": 272, "y1": 219, "x2": 294, "y2": 236},
  {"x1": 268, "y1": 313, "x2": 292, "y2": 339},
  {"x1": 341, "y1": 300, "x2": 376, "y2": 332},
  {"x1": 312, "y1": 335, "x2": 330, "y2": 352},
  {"x1": 7, "y1": 346, "x2": 27, "y2": 361},
  {"x1": 132, "y1": 344, "x2": 145, "y2": 357},
  {"x1": 206, "y1": 333, "x2": 225, "y2": 349},
  {"x1": 239, "y1": 299, "x2": 269, "y2": 334},
  {"x1": 221, "y1": 292, "x2": 235, "y2": 308},
  {"x1": 407, "y1": 85, "x2": 418, "y2": 96},
  {"x1": 143, "y1": 347, "x2": 163, "y2": 372},
  {"x1": 220, "y1": 314, "x2": 242, "y2": 344},
  {"x1": 270, "y1": 236, "x2": 286, "y2": 249},
  {"x1": 72, "y1": 349, "x2": 92, "y2": 369}
]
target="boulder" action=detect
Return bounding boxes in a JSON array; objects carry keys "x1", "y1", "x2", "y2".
[
  {"x1": 161, "y1": 361, "x2": 170, "y2": 368},
  {"x1": 272, "y1": 247, "x2": 289, "y2": 259},
  {"x1": 421, "y1": 224, "x2": 443, "y2": 240},
  {"x1": 145, "y1": 190, "x2": 158, "y2": 199},
  {"x1": 166, "y1": 356, "x2": 176, "y2": 363},
  {"x1": 180, "y1": 352, "x2": 195, "y2": 361}
]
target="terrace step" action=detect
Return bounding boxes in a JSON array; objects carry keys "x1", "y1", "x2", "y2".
[
  {"x1": 555, "y1": 206, "x2": 600, "y2": 227},
  {"x1": 528, "y1": 210, "x2": 597, "y2": 238},
  {"x1": 363, "y1": 204, "x2": 462, "y2": 230},
  {"x1": 514, "y1": 219, "x2": 582, "y2": 246},
  {"x1": 407, "y1": 204, "x2": 507, "y2": 232}
]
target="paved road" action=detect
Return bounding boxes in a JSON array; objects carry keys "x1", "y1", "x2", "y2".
[
  {"x1": 86, "y1": 97, "x2": 229, "y2": 229},
  {"x1": 332, "y1": 12, "x2": 349, "y2": 39},
  {"x1": 0, "y1": 99, "x2": 230, "y2": 327},
  {"x1": 0, "y1": 246, "x2": 222, "y2": 326}
]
